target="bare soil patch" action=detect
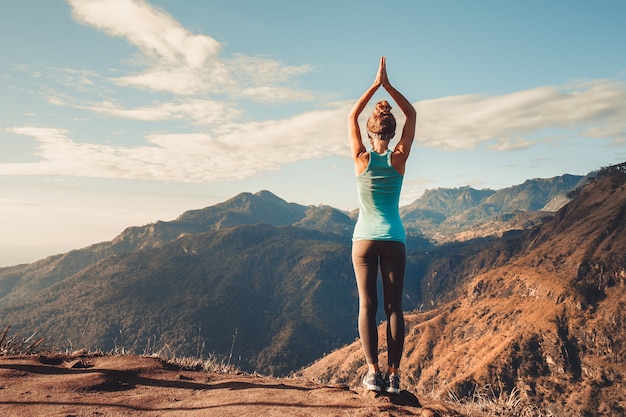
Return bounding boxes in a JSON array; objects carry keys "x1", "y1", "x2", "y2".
[{"x1": 0, "y1": 354, "x2": 453, "y2": 417}]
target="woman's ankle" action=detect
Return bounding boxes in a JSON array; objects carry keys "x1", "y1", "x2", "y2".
[{"x1": 368, "y1": 363, "x2": 381, "y2": 374}]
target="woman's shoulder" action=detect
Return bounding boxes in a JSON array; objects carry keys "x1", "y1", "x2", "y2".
[{"x1": 390, "y1": 149, "x2": 408, "y2": 175}]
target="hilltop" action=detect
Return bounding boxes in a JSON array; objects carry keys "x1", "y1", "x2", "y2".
[{"x1": 0, "y1": 353, "x2": 456, "y2": 417}]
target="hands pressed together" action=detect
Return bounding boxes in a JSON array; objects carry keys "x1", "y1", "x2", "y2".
[
  {"x1": 349, "y1": 55, "x2": 416, "y2": 164},
  {"x1": 374, "y1": 56, "x2": 390, "y2": 89}
]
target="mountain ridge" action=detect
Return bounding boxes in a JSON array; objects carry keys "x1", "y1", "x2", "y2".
[
  {"x1": 0, "y1": 174, "x2": 581, "y2": 308},
  {"x1": 401, "y1": 173, "x2": 585, "y2": 242}
]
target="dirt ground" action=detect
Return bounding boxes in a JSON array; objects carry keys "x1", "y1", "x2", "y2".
[{"x1": 0, "y1": 354, "x2": 457, "y2": 417}]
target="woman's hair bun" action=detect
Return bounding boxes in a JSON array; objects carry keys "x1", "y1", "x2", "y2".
[
  {"x1": 367, "y1": 99, "x2": 396, "y2": 137},
  {"x1": 375, "y1": 100, "x2": 392, "y2": 115}
]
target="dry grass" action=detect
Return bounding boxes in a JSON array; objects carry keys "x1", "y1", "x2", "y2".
[
  {"x1": 142, "y1": 343, "x2": 241, "y2": 374},
  {"x1": 1, "y1": 325, "x2": 240, "y2": 375},
  {"x1": 445, "y1": 384, "x2": 556, "y2": 417},
  {"x1": 0, "y1": 325, "x2": 46, "y2": 356}
]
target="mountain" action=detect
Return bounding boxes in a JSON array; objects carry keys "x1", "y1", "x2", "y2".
[
  {"x1": 300, "y1": 163, "x2": 626, "y2": 416},
  {"x1": 9, "y1": 170, "x2": 580, "y2": 311},
  {"x1": 400, "y1": 174, "x2": 585, "y2": 242},
  {"x1": 0, "y1": 174, "x2": 582, "y2": 306},
  {"x1": 176, "y1": 190, "x2": 308, "y2": 228},
  {"x1": 0, "y1": 191, "x2": 353, "y2": 307}
]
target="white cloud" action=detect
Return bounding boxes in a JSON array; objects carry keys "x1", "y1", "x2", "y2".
[
  {"x1": 226, "y1": 54, "x2": 315, "y2": 102},
  {"x1": 68, "y1": 0, "x2": 220, "y2": 67},
  {"x1": 486, "y1": 137, "x2": 534, "y2": 151},
  {"x1": 66, "y1": 0, "x2": 313, "y2": 101},
  {"x1": 1, "y1": 104, "x2": 349, "y2": 182},
  {"x1": 78, "y1": 99, "x2": 241, "y2": 125},
  {"x1": 67, "y1": 0, "x2": 227, "y2": 95},
  {"x1": 3, "y1": 79, "x2": 626, "y2": 183},
  {"x1": 415, "y1": 80, "x2": 626, "y2": 150}
]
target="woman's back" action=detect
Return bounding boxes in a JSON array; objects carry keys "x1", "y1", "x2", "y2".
[{"x1": 353, "y1": 149, "x2": 405, "y2": 244}]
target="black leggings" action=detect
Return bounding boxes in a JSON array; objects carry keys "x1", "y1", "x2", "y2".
[{"x1": 352, "y1": 240, "x2": 406, "y2": 368}]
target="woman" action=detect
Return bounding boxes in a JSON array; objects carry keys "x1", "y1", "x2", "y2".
[{"x1": 348, "y1": 56, "x2": 416, "y2": 394}]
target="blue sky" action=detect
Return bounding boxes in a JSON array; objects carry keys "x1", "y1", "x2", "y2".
[{"x1": 1, "y1": 0, "x2": 626, "y2": 266}]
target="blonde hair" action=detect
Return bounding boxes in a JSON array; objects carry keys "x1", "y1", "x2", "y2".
[{"x1": 366, "y1": 100, "x2": 396, "y2": 140}]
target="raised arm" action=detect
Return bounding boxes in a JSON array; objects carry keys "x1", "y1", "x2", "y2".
[
  {"x1": 348, "y1": 57, "x2": 385, "y2": 162},
  {"x1": 382, "y1": 69, "x2": 416, "y2": 164}
]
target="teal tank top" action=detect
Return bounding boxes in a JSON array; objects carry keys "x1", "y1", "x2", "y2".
[{"x1": 353, "y1": 149, "x2": 406, "y2": 244}]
